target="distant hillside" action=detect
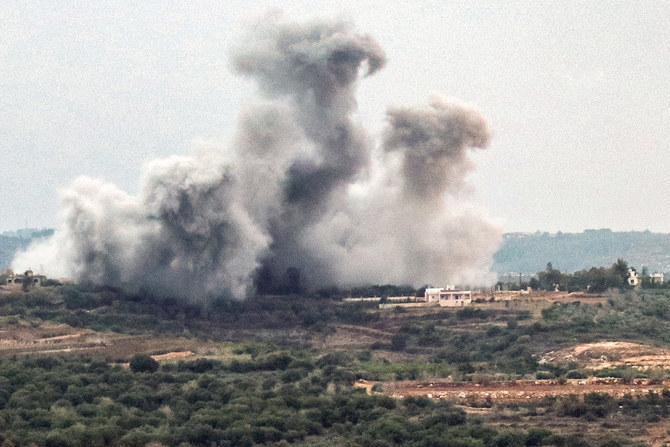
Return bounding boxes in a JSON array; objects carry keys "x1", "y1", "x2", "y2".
[
  {"x1": 0, "y1": 229, "x2": 54, "y2": 270},
  {"x1": 493, "y1": 229, "x2": 670, "y2": 275}
]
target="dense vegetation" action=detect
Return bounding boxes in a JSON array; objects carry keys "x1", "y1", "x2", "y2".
[
  {"x1": 0, "y1": 351, "x2": 556, "y2": 447},
  {"x1": 0, "y1": 347, "x2": 666, "y2": 447},
  {"x1": 1, "y1": 283, "x2": 670, "y2": 444}
]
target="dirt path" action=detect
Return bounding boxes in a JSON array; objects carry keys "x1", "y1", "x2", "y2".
[
  {"x1": 314, "y1": 324, "x2": 394, "y2": 349},
  {"x1": 152, "y1": 351, "x2": 193, "y2": 361},
  {"x1": 389, "y1": 378, "x2": 668, "y2": 402}
]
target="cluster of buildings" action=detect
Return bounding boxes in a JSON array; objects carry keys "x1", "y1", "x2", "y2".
[{"x1": 627, "y1": 269, "x2": 664, "y2": 286}]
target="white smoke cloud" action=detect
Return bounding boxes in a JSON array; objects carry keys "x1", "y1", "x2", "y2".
[{"x1": 13, "y1": 14, "x2": 502, "y2": 299}]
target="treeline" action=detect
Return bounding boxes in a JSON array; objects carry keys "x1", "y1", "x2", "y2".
[
  {"x1": 505, "y1": 259, "x2": 667, "y2": 293},
  {"x1": 531, "y1": 259, "x2": 629, "y2": 293}
]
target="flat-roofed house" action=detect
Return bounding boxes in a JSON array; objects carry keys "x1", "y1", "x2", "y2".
[
  {"x1": 424, "y1": 286, "x2": 472, "y2": 307},
  {"x1": 3, "y1": 269, "x2": 46, "y2": 290}
]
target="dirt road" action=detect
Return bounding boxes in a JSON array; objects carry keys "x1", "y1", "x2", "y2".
[{"x1": 388, "y1": 378, "x2": 668, "y2": 402}]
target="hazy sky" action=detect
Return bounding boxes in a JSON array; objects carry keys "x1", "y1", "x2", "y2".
[{"x1": 2, "y1": 1, "x2": 669, "y2": 233}]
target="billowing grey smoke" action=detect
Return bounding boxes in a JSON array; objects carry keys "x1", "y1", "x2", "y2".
[
  {"x1": 231, "y1": 18, "x2": 387, "y2": 292},
  {"x1": 384, "y1": 97, "x2": 491, "y2": 199},
  {"x1": 298, "y1": 96, "x2": 500, "y2": 288},
  {"x1": 13, "y1": 15, "x2": 502, "y2": 300}
]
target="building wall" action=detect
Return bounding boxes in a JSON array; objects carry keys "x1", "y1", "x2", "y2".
[
  {"x1": 438, "y1": 298, "x2": 472, "y2": 307},
  {"x1": 4, "y1": 271, "x2": 45, "y2": 289},
  {"x1": 425, "y1": 287, "x2": 472, "y2": 307},
  {"x1": 649, "y1": 273, "x2": 664, "y2": 284}
]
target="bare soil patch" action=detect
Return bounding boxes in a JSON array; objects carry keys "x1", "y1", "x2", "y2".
[
  {"x1": 151, "y1": 351, "x2": 194, "y2": 361},
  {"x1": 644, "y1": 421, "x2": 670, "y2": 447},
  {"x1": 542, "y1": 341, "x2": 670, "y2": 370},
  {"x1": 314, "y1": 324, "x2": 392, "y2": 349},
  {"x1": 0, "y1": 321, "x2": 204, "y2": 361},
  {"x1": 388, "y1": 378, "x2": 667, "y2": 402}
]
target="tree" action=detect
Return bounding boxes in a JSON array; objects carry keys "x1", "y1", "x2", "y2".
[
  {"x1": 529, "y1": 277, "x2": 540, "y2": 290},
  {"x1": 21, "y1": 270, "x2": 33, "y2": 292},
  {"x1": 611, "y1": 259, "x2": 629, "y2": 286},
  {"x1": 390, "y1": 334, "x2": 407, "y2": 352},
  {"x1": 537, "y1": 262, "x2": 563, "y2": 291},
  {"x1": 129, "y1": 354, "x2": 159, "y2": 373},
  {"x1": 568, "y1": 267, "x2": 621, "y2": 293}
]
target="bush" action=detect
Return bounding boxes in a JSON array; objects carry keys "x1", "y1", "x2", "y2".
[
  {"x1": 566, "y1": 370, "x2": 586, "y2": 379},
  {"x1": 536, "y1": 371, "x2": 554, "y2": 380},
  {"x1": 390, "y1": 335, "x2": 407, "y2": 352},
  {"x1": 491, "y1": 431, "x2": 525, "y2": 447},
  {"x1": 129, "y1": 355, "x2": 159, "y2": 373},
  {"x1": 180, "y1": 358, "x2": 218, "y2": 373},
  {"x1": 525, "y1": 428, "x2": 552, "y2": 446}
]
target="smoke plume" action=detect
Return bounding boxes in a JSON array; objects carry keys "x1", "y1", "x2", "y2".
[{"x1": 13, "y1": 15, "x2": 502, "y2": 300}]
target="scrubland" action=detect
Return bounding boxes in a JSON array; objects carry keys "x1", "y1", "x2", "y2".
[{"x1": 0, "y1": 285, "x2": 669, "y2": 446}]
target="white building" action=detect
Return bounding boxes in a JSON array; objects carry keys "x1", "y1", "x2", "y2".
[
  {"x1": 627, "y1": 269, "x2": 639, "y2": 286},
  {"x1": 424, "y1": 286, "x2": 472, "y2": 307},
  {"x1": 649, "y1": 273, "x2": 664, "y2": 284}
]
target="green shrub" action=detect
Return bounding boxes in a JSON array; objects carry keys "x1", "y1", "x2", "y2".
[
  {"x1": 129, "y1": 355, "x2": 159, "y2": 373},
  {"x1": 536, "y1": 371, "x2": 554, "y2": 380},
  {"x1": 390, "y1": 335, "x2": 407, "y2": 352},
  {"x1": 491, "y1": 430, "x2": 525, "y2": 447},
  {"x1": 525, "y1": 427, "x2": 553, "y2": 446},
  {"x1": 566, "y1": 370, "x2": 586, "y2": 379}
]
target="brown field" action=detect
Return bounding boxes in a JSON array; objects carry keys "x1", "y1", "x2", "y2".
[
  {"x1": 380, "y1": 373, "x2": 670, "y2": 446},
  {"x1": 0, "y1": 320, "x2": 204, "y2": 362},
  {"x1": 386, "y1": 377, "x2": 668, "y2": 401},
  {"x1": 542, "y1": 341, "x2": 670, "y2": 370}
]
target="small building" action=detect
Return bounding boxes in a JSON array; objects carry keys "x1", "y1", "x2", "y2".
[
  {"x1": 627, "y1": 269, "x2": 639, "y2": 287},
  {"x1": 649, "y1": 273, "x2": 664, "y2": 284},
  {"x1": 424, "y1": 286, "x2": 472, "y2": 307},
  {"x1": 2, "y1": 269, "x2": 46, "y2": 290}
]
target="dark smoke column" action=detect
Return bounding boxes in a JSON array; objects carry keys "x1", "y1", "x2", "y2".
[{"x1": 231, "y1": 17, "x2": 387, "y2": 292}]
